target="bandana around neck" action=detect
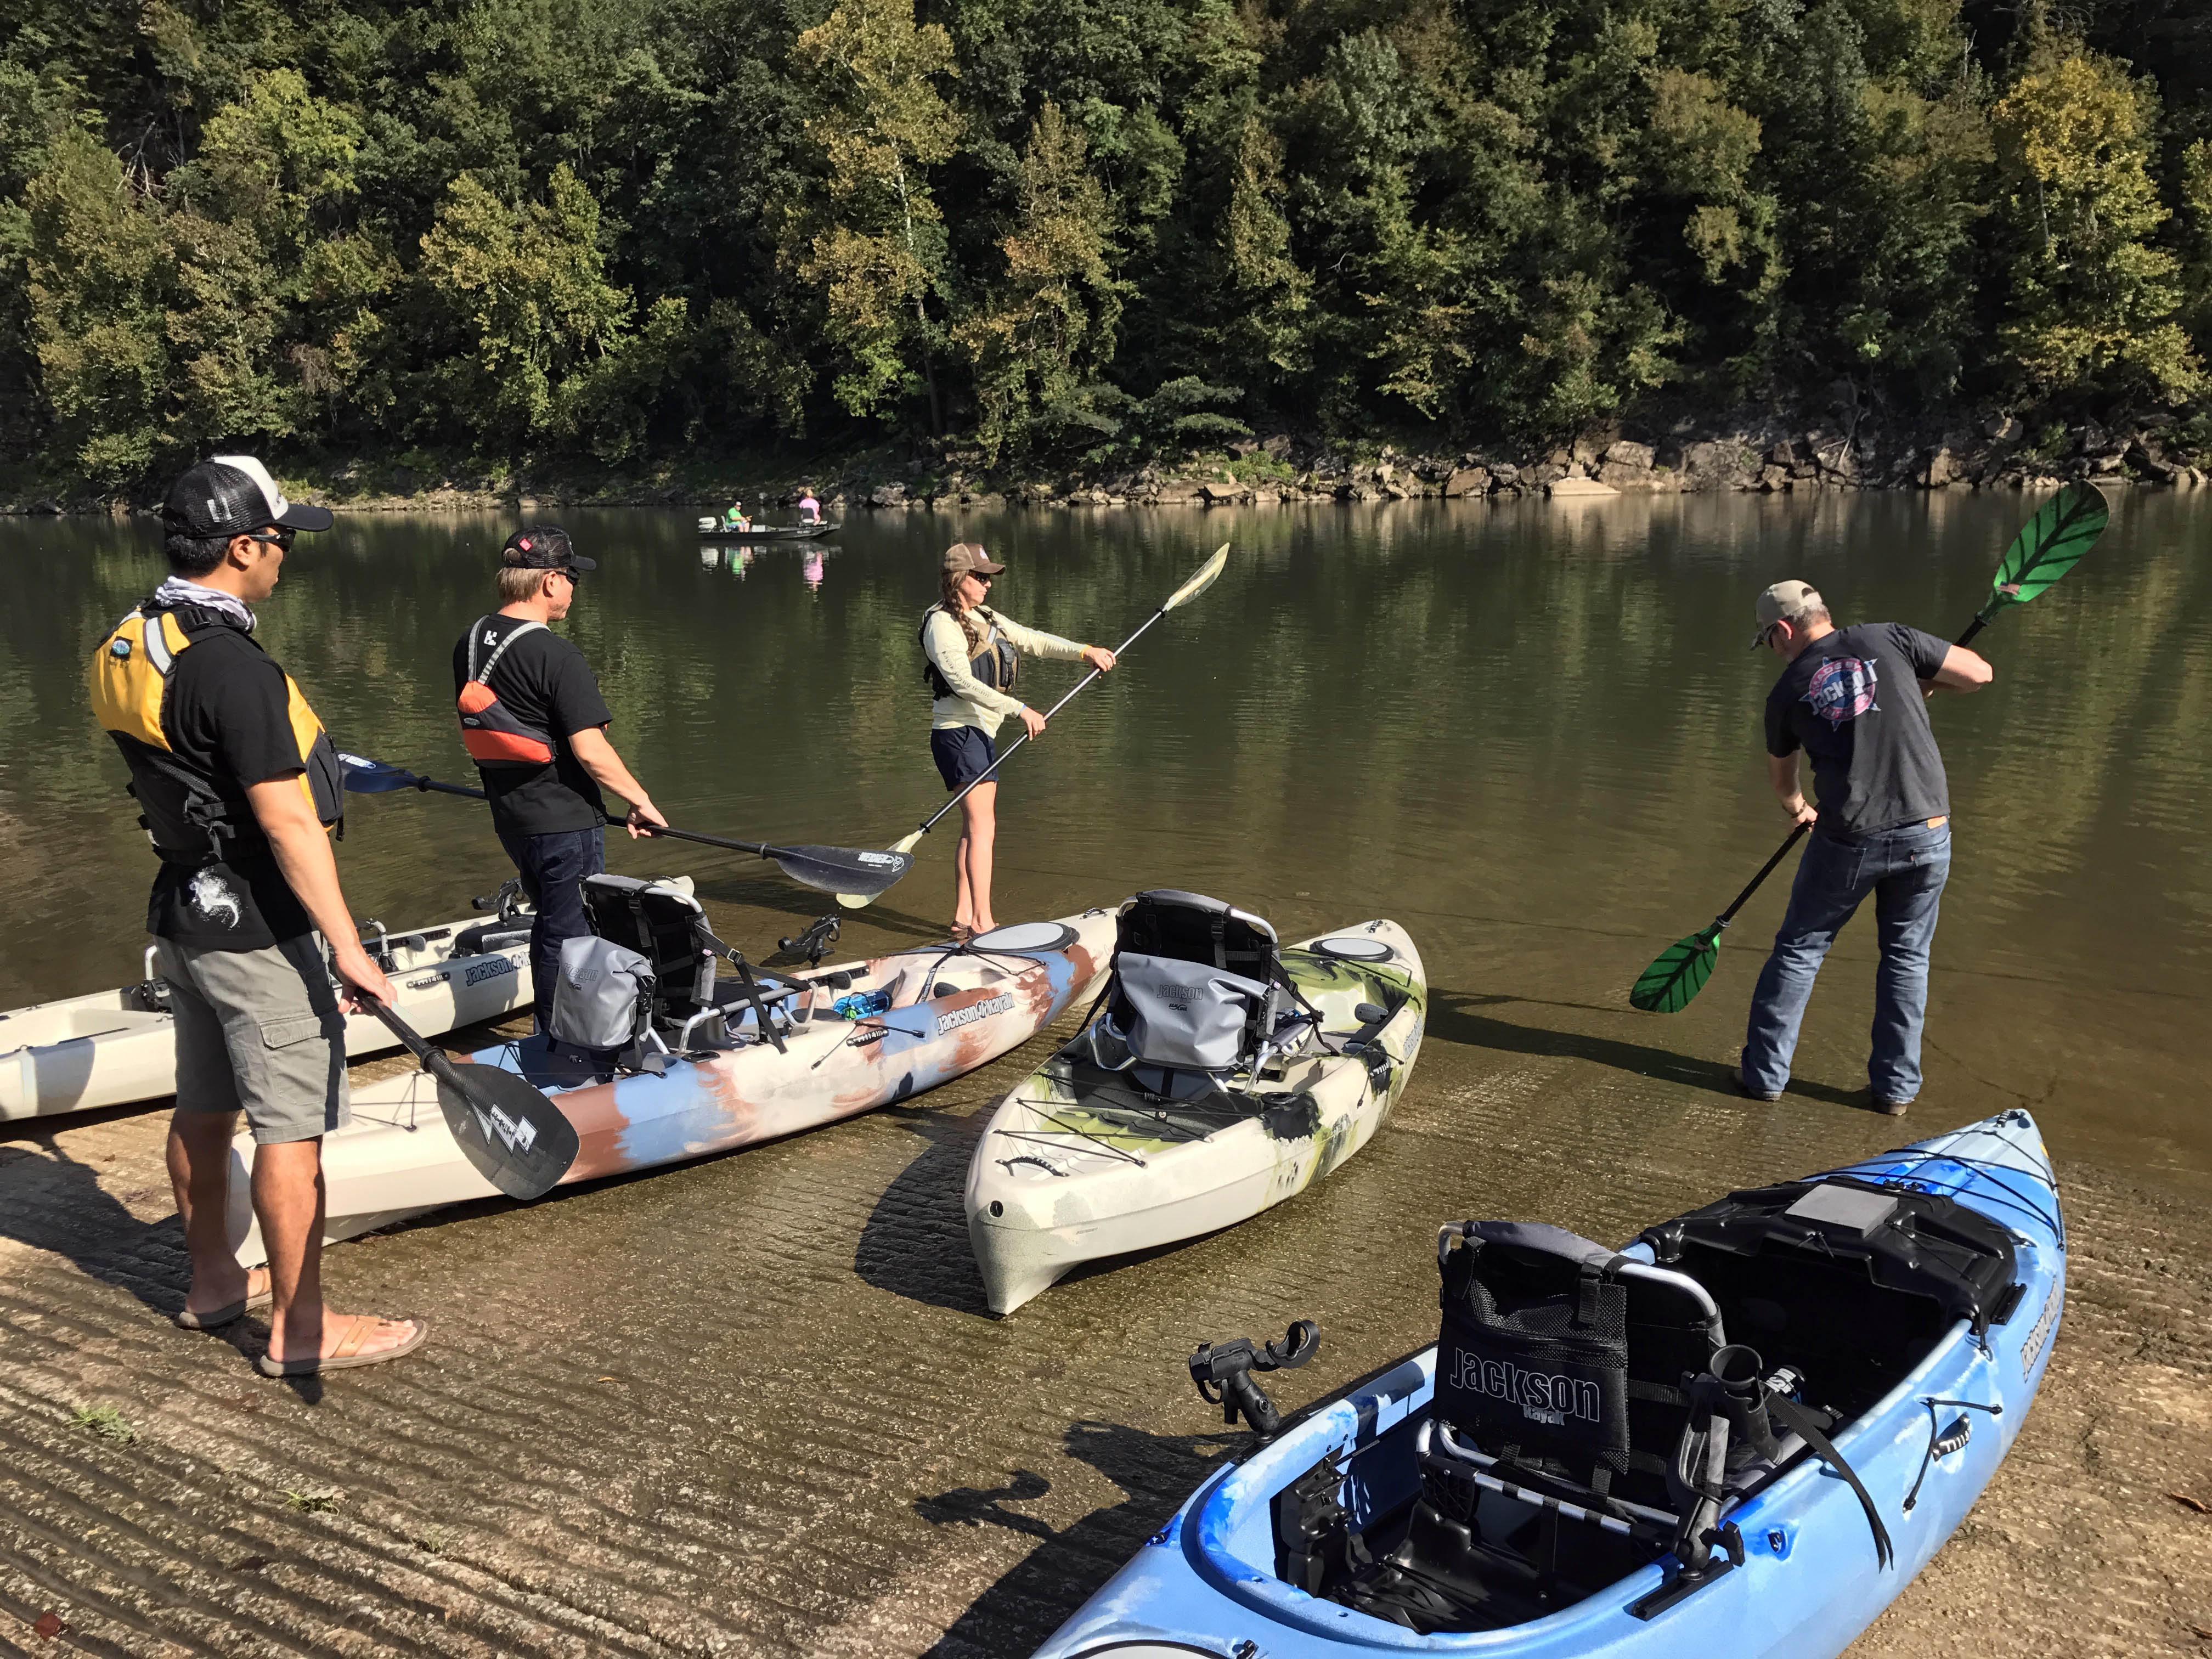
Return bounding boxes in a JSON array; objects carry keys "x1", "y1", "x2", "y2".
[{"x1": 154, "y1": 575, "x2": 256, "y2": 633}]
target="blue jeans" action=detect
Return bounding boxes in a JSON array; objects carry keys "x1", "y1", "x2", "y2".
[
  {"x1": 496, "y1": 825, "x2": 606, "y2": 1029},
  {"x1": 1741, "y1": 820, "x2": 1950, "y2": 1103}
]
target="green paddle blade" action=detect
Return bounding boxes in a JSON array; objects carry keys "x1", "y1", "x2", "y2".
[
  {"x1": 1629, "y1": 922, "x2": 1724, "y2": 1013},
  {"x1": 1982, "y1": 482, "x2": 2108, "y2": 622}
]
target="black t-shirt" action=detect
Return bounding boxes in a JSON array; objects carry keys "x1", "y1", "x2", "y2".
[
  {"x1": 151, "y1": 627, "x2": 317, "y2": 947},
  {"x1": 1765, "y1": 622, "x2": 1952, "y2": 839},
  {"x1": 452, "y1": 616, "x2": 612, "y2": 836}
]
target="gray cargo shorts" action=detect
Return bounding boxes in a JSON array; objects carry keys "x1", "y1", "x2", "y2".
[{"x1": 155, "y1": 934, "x2": 351, "y2": 1144}]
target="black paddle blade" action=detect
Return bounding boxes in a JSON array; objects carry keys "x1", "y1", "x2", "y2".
[
  {"x1": 1629, "y1": 923, "x2": 1723, "y2": 1013},
  {"x1": 337, "y1": 752, "x2": 420, "y2": 793},
  {"x1": 773, "y1": 844, "x2": 912, "y2": 897},
  {"x1": 430, "y1": 1058, "x2": 580, "y2": 1200},
  {"x1": 1983, "y1": 482, "x2": 2108, "y2": 620}
]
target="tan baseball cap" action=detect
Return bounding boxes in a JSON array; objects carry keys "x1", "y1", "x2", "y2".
[
  {"x1": 1751, "y1": 579, "x2": 1823, "y2": 647},
  {"x1": 943, "y1": 542, "x2": 1006, "y2": 576}
]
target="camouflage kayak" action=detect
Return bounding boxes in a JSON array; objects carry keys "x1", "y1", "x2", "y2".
[
  {"x1": 225, "y1": 910, "x2": 1115, "y2": 1266},
  {"x1": 967, "y1": 918, "x2": 1427, "y2": 1314}
]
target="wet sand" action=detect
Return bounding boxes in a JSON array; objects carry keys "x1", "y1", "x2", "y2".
[{"x1": 4, "y1": 899, "x2": 2207, "y2": 1656}]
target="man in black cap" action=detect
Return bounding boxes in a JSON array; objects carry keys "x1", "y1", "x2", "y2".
[
  {"x1": 92, "y1": 454, "x2": 425, "y2": 1376},
  {"x1": 453, "y1": 525, "x2": 666, "y2": 1031}
]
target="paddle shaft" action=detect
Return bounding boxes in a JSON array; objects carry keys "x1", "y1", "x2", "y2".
[
  {"x1": 391, "y1": 771, "x2": 827, "y2": 862},
  {"x1": 910, "y1": 602, "x2": 1174, "y2": 838},
  {"x1": 358, "y1": 997, "x2": 470, "y2": 1092}
]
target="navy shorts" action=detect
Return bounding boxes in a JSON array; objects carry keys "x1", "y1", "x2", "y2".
[{"x1": 930, "y1": 726, "x2": 997, "y2": 789}]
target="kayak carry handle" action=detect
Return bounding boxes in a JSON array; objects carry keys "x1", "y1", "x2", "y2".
[{"x1": 1189, "y1": 1319, "x2": 1320, "y2": 1441}]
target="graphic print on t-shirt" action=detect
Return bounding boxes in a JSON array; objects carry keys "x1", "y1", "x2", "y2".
[
  {"x1": 188, "y1": 868, "x2": 244, "y2": 928},
  {"x1": 1802, "y1": 655, "x2": 1880, "y2": 725}
]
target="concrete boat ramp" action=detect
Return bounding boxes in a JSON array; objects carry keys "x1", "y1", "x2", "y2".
[{"x1": 3, "y1": 1014, "x2": 2208, "y2": 1656}]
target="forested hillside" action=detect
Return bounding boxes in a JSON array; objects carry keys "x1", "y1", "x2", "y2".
[{"x1": 3, "y1": 0, "x2": 2207, "y2": 494}]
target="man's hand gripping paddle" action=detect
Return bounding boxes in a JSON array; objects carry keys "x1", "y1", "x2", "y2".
[
  {"x1": 357, "y1": 1000, "x2": 578, "y2": 1200},
  {"x1": 1627, "y1": 483, "x2": 2111, "y2": 1014},
  {"x1": 833, "y1": 542, "x2": 1232, "y2": 911},
  {"x1": 337, "y1": 755, "x2": 912, "y2": 898}
]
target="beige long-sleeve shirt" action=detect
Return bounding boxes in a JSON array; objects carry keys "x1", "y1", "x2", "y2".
[{"x1": 923, "y1": 605, "x2": 1086, "y2": 735}]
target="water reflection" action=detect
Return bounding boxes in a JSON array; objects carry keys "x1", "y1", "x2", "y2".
[{"x1": 1, "y1": 493, "x2": 2205, "y2": 1188}]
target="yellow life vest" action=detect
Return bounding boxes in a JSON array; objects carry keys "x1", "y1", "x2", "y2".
[{"x1": 89, "y1": 599, "x2": 343, "y2": 864}]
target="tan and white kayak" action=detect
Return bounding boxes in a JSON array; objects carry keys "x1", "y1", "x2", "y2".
[
  {"x1": 0, "y1": 907, "x2": 535, "y2": 1122},
  {"x1": 967, "y1": 919, "x2": 1427, "y2": 1314},
  {"x1": 226, "y1": 909, "x2": 1115, "y2": 1265}
]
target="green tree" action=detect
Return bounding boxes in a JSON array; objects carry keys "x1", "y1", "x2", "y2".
[
  {"x1": 789, "y1": 0, "x2": 961, "y2": 428},
  {"x1": 417, "y1": 163, "x2": 635, "y2": 453},
  {"x1": 22, "y1": 127, "x2": 171, "y2": 484},
  {"x1": 955, "y1": 103, "x2": 1122, "y2": 463},
  {"x1": 1994, "y1": 48, "x2": 2202, "y2": 405}
]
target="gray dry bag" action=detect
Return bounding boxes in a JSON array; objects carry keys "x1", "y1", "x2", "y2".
[
  {"x1": 548, "y1": 935, "x2": 655, "y2": 1051},
  {"x1": 1113, "y1": 952, "x2": 1276, "y2": 1071}
]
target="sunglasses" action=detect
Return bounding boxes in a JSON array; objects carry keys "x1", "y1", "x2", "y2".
[{"x1": 246, "y1": 527, "x2": 296, "y2": 551}]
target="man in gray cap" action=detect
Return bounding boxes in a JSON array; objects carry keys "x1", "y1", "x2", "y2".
[
  {"x1": 1737, "y1": 579, "x2": 1993, "y2": 1113},
  {"x1": 92, "y1": 455, "x2": 425, "y2": 1375}
]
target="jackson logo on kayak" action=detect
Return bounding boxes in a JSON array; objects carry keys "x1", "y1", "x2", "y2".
[
  {"x1": 462, "y1": 957, "x2": 515, "y2": 986},
  {"x1": 473, "y1": 1102, "x2": 538, "y2": 1155},
  {"x1": 936, "y1": 993, "x2": 1016, "y2": 1035},
  {"x1": 2021, "y1": 1283, "x2": 2061, "y2": 1379},
  {"x1": 1447, "y1": 1345, "x2": 1602, "y2": 1427},
  {"x1": 1803, "y1": 656, "x2": 1880, "y2": 725}
]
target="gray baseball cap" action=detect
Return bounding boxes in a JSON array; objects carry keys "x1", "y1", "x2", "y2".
[{"x1": 1751, "y1": 579, "x2": 1823, "y2": 647}]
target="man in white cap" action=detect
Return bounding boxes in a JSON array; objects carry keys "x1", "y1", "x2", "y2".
[
  {"x1": 1737, "y1": 580, "x2": 1993, "y2": 1113},
  {"x1": 91, "y1": 455, "x2": 425, "y2": 1375}
]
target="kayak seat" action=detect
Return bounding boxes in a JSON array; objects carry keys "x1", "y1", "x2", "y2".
[
  {"x1": 577, "y1": 874, "x2": 807, "y2": 1056},
  {"x1": 1096, "y1": 889, "x2": 1314, "y2": 1082}
]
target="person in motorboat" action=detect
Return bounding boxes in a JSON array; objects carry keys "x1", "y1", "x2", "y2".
[
  {"x1": 723, "y1": 500, "x2": 749, "y2": 532},
  {"x1": 1738, "y1": 579, "x2": 1992, "y2": 1113},
  {"x1": 797, "y1": 488, "x2": 822, "y2": 524},
  {"x1": 921, "y1": 541, "x2": 1115, "y2": 939},
  {"x1": 453, "y1": 526, "x2": 668, "y2": 1030},
  {"x1": 91, "y1": 455, "x2": 422, "y2": 1376}
]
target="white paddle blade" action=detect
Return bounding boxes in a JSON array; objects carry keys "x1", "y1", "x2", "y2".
[
  {"x1": 832, "y1": 827, "x2": 927, "y2": 909},
  {"x1": 1164, "y1": 544, "x2": 1230, "y2": 611}
]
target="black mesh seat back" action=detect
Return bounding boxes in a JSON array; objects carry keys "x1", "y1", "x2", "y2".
[
  {"x1": 1114, "y1": 889, "x2": 1279, "y2": 978},
  {"x1": 580, "y1": 875, "x2": 710, "y2": 1013},
  {"x1": 1617, "y1": 1275, "x2": 1728, "y2": 1507},
  {"x1": 1434, "y1": 1223, "x2": 1633, "y2": 1476}
]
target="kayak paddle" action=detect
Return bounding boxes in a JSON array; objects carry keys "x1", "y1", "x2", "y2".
[
  {"x1": 338, "y1": 754, "x2": 912, "y2": 898},
  {"x1": 1627, "y1": 482, "x2": 2111, "y2": 1014},
  {"x1": 833, "y1": 542, "x2": 1232, "y2": 911},
  {"x1": 357, "y1": 998, "x2": 578, "y2": 1200}
]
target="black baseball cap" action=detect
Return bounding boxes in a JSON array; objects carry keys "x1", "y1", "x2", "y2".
[
  {"x1": 163, "y1": 455, "x2": 335, "y2": 536},
  {"x1": 500, "y1": 524, "x2": 596, "y2": 571}
]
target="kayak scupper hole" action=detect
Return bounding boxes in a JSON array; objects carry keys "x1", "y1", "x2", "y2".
[{"x1": 990, "y1": 1200, "x2": 1003, "y2": 1217}]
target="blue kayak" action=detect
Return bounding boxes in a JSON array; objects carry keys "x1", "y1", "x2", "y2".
[{"x1": 1033, "y1": 1108, "x2": 2064, "y2": 1659}]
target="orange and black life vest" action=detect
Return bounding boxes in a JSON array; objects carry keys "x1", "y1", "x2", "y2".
[
  {"x1": 458, "y1": 617, "x2": 557, "y2": 765},
  {"x1": 89, "y1": 597, "x2": 345, "y2": 865}
]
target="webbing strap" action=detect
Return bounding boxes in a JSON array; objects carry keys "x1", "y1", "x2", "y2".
[
  {"x1": 466, "y1": 617, "x2": 547, "y2": 684},
  {"x1": 1768, "y1": 1393, "x2": 1894, "y2": 1568},
  {"x1": 1627, "y1": 1379, "x2": 1688, "y2": 1406}
]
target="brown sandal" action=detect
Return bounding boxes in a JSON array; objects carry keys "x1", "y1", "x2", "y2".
[
  {"x1": 258, "y1": 1315, "x2": 428, "y2": 1377},
  {"x1": 175, "y1": 1268, "x2": 274, "y2": 1331}
]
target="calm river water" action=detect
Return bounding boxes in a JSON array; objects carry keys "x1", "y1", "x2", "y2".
[{"x1": 1, "y1": 492, "x2": 2205, "y2": 1191}]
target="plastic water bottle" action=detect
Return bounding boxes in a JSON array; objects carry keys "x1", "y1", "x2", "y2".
[{"x1": 832, "y1": 989, "x2": 893, "y2": 1020}]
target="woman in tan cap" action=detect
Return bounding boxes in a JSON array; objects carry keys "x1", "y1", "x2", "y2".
[{"x1": 920, "y1": 543, "x2": 1115, "y2": 938}]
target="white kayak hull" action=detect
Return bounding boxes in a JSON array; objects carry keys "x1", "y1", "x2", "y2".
[
  {"x1": 0, "y1": 912, "x2": 533, "y2": 1122},
  {"x1": 968, "y1": 919, "x2": 1427, "y2": 1314},
  {"x1": 227, "y1": 910, "x2": 1115, "y2": 1266}
]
